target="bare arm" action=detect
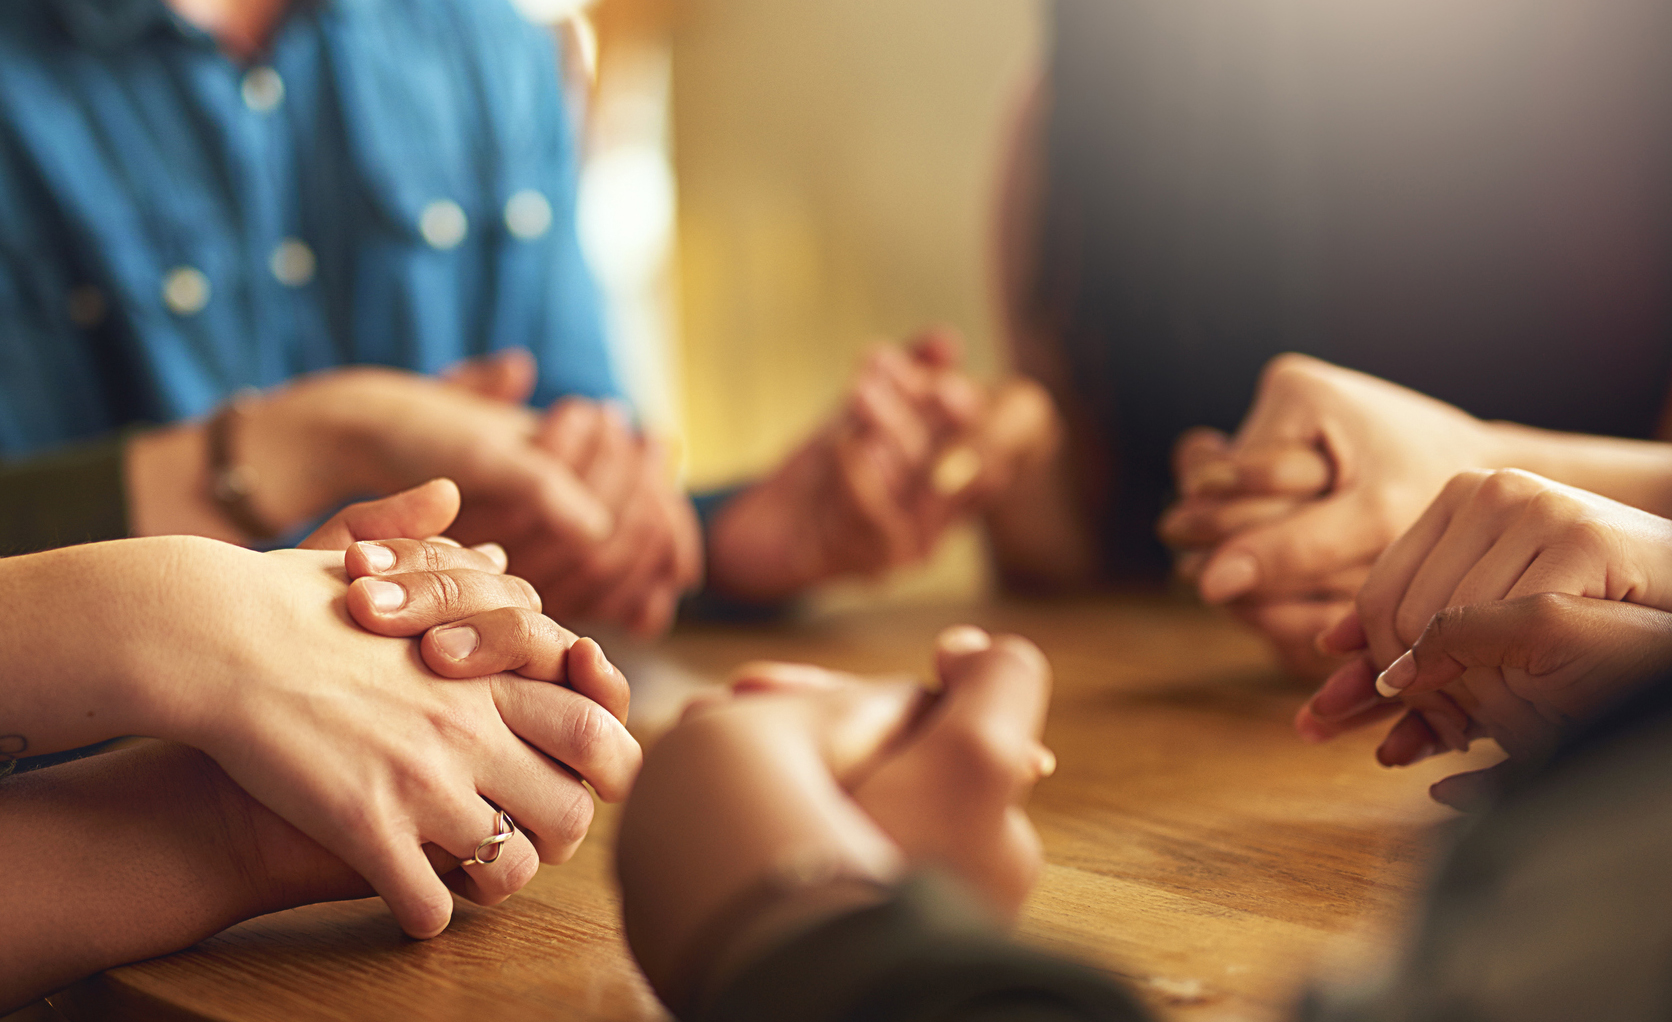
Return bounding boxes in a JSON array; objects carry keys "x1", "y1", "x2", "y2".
[
  {"x1": 1488, "y1": 421, "x2": 1672, "y2": 516},
  {"x1": 0, "y1": 741, "x2": 373, "y2": 1011}
]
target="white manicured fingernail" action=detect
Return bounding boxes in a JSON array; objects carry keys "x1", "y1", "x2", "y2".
[
  {"x1": 358, "y1": 542, "x2": 396, "y2": 572},
  {"x1": 434, "y1": 625, "x2": 480, "y2": 661},
  {"x1": 362, "y1": 579, "x2": 406, "y2": 613},
  {"x1": 1375, "y1": 651, "x2": 1416, "y2": 698}
]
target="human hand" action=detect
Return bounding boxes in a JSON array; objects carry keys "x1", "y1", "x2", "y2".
[
  {"x1": 1296, "y1": 469, "x2": 1672, "y2": 798},
  {"x1": 707, "y1": 329, "x2": 1061, "y2": 602},
  {"x1": 1312, "y1": 595, "x2": 1672, "y2": 808},
  {"x1": 1158, "y1": 356, "x2": 1499, "y2": 673},
  {"x1": 298, "y1": 478, "x2": 632, "y2": 722},
  {"x1": 205, "y1": 355, "x2": 698, "y2": 635},
  {"x1": 1336, "y1": 468, "x2": 1672, "y2": 669},
  {"x1": 123, "y1": 484, "x2": 641, "y2": 939},
  {"x1": 516, "y1": 397, "x2": 702, "y2": 637},
  {"x1": 617, "y1": 627, "x2": 1054, "y2": 1011}
]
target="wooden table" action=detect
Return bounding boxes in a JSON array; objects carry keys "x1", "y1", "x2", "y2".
[{"x1": 51, "y1": 596, "x2": 1494, "y2": 1022}]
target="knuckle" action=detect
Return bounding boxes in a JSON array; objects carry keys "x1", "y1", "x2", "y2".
[
  {"x1": 510, "y1": 574, "x2": 542, "y2": 612},
  {"x1": 499, "y1": 845, "x2": 540, "y2": 893},
  {"x1": 417, "y1": 541, "x2": 448, "y2": 572},
  {"x1": 1394, "y1": 602, "x2": 1434, "y2": 649},
  {"x1": 1262, "y1": 352, "x2": 1309, "y2": 386},
  {"x1": 1519, "y1": 590, "x2": 1577, "y2": 632},
  {"x1": 548, "y1": 785, "x2": 595, "y2": 849},
  {"x1": 420, "y1": 571, "x2": 465, "y2": 615},
  {"x1": 1424, "y1": 603, "x2": 1470, "y2": 644},
  {"x1": 1476, "y1": 468, "x2": 1531, "y2": 505},
  {"x1": 499, "y1": 607, "x2": 540, "y2": 659},
  {"x1": 1522, "y1": 481, "x2": 1578, "y2": 519},
  {"x1": 941, "y1": 724, "x2": 1026, "y2": 792},
  {"x1": 1442, "y1": 468, "x2": 1493, "y2": 502},
  {"x1": 1561, "y1": 516, "x2": 1615, "y2": 556},
  {"x1": 987, "y1": 635, "x2": 1051, "y2": 680},
  {"x1": 562, "y1": 701, "x2": 612, "y2": 767}
]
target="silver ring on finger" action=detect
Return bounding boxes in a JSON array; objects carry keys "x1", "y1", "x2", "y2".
[{"x1": 460, "y1": 810, "x2": 516, "y2": 867}]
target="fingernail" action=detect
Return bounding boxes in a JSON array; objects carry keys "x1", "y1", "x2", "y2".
[
  {"x1": 362, "y1": 579, "x2": 406, "y2": 613},
  {"x1": 472, "y1": 542, "x2": 509, "y2": 571},
  {"x1": 937, "y1": 625, "x2": 992, "y2": 655},
  {"x1": 358, "y1": 542, "x2": 396, "y2": 572},
  {"x1": 1185, "y1": 461, "x2": 1239, "y2": 496},
  {"x1": 434, "y1": 625, "x2": 480, "y2": 661},
  {"x1": 1199, "y1": 552, "x2": 1259, "y2": 603},
  {"x1": 1035, "y1": 746, "x2": 1057, "y2": 778},
  {"x1": 1375, "y1": 651, "x2": 1416, "y2": 698},
  {"x1": 931, "y1": 445, "x2": 982, "y2": 496},
  {"x1": 592, "y1": 640, "x2": 618, "y2": 677}
]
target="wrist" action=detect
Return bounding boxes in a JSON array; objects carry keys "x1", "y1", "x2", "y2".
[
  {"x1": 104, "y1": 536, "x2": 262, "y2": 745},
  {"x1": 705, "y1": 878, "x2": 892, "y2": 999},
  {"x1": 238, "y1": 375, "x2": 379, "y2": 527},
  {"x1": 673, "y1": 863, "x2": 892, "y2": 1015}
]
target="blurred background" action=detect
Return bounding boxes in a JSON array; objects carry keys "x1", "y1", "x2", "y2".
[{"x1": 540, "y1": 0, "x2": 1044, "y2": 603}]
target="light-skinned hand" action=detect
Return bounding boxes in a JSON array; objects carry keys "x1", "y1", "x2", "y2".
[
  {"x1": 130, "y1": 350, "x2": 701, "y2": 636},
  {"x1": 617, "y1": 627, "x2": 1054, "y2": 1012},
  {"x1": 520, "y1": 396, "x2": 702, "y2": 636},
  {"x1": 1297, "y1": 468, "x2": 1672, "y2": 803},
  {"x1": 707, "y1": 330, "x2": 1061, "y2": 602},
  {"x1": 1158, "y1": 355, "x2": 1501, "y2": 675},
  {"x1": 5, "y1": 480, "x2": 640, "y2": 940}
]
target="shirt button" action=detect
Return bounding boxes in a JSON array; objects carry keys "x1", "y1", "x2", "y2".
[
  {"x1": 504, "y1": 189, "x2": 552, "y2": 240},
  {"x1": 269, "y1": 238, "x2": 316, "y2": 287},
  {"x1": 242, "y1": 66, "x2": 285, "y2": 113},
  {"x1": 162, "y1": 266, "x2": 211, "y2": 316},
  {"x1": 67, "y1": 285, "x2": 107, "y2": 328},
  {"x1": 419, "y1": 199, "x2": 469, "y2": 250}
]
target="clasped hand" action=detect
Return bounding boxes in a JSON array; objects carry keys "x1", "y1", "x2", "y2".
[
  {"x1": 173, "y1": 479, "x2": 641, "y2": 938},
  {"x1": 1297, "y1": 469, "x2": 1672, "y2": 804},
  {"x1": 707, "y1": 330, "x2": 1060, "y2": 602}
]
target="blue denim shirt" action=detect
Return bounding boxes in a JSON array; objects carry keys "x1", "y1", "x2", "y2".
[{"x1": 0, "y1": 0, "x2": 616, "y2": 455}]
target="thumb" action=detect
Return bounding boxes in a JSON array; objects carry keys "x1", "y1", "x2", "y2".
[
  {"x1": 442, "y1": 348, "x2": 538, "y2": 405},
  {"x1": 1379, "y1": 593, "x2": 1672, "y2": 699},
  {"x1": 1223, "y1": 442, "x2": 1333, "y2": 497},
  {"x1": 298, "y1": 478, "x2": 462, "y2": 550},
  {"x1": 929, "y1": 627, "x2": 1054, "y2": 775},
  {"x1": 1197, "y1": 494, "x2": 1383, "y2": 604}
]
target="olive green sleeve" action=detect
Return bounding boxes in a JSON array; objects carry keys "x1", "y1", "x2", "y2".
[
  {"x1": 0, "y1": 433, "x2": 131, "y2": 556},
  {"x1": 696, "y1": 873, "x2": 1149, "y2": 1022}
]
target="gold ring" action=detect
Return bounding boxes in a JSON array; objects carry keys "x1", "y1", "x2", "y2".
[{"x1": 460, "y1": 810, "x2": 516, "y2": 867}]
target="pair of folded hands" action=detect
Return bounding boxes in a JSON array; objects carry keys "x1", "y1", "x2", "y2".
[{"x1": 1161, "y1": 356, "x2": 1672, "y2": 804}]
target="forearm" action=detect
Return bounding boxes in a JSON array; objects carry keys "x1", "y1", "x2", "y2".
[
  {"x1": 125, "y1": 370, "x2": 399, "y2": 542},
  {"x1": 698, "y1": 873, "x2": 1149, "y2": 1022},
  {"x1": 1487, "y1": 422, "x2": 1672, "y2": 515},
  {"x1": 0, "y1": 536, "x2": 242, "y2": 755},
  {"x1": 0, "y1": 744, "x2": 281, "y2": 1010}
]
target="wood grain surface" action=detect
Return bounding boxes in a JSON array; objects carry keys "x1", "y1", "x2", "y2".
[{"x1": 52, "y1": 595, "x2": 1496, "y2": 1022}]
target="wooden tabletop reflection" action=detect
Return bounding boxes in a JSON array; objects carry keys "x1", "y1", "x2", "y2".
[{"x1": 54, "y1": 596, "x2": 1493, "y2": 1022}]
